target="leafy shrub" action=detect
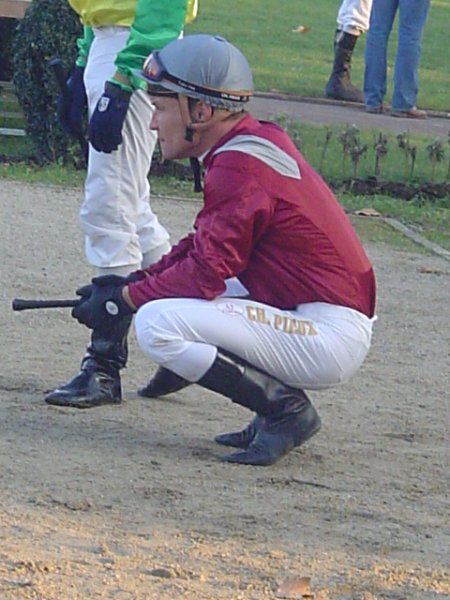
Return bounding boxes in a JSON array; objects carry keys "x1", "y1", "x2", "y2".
[{"x1": 12, "y1": 0, "x2": 83, "y2": 163}]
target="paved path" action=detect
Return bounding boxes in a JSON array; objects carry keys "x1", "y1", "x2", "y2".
[{"x1": 250, "y1": 93, "x2": 450, "y2": 137}]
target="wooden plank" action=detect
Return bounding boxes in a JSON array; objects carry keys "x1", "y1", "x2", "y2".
[
  {"x1": 0, "y1": 127, "x2": 26, "y2": 136},
  {"x1": 0, "y1": 0, "x2": 30, "y2": 19}
]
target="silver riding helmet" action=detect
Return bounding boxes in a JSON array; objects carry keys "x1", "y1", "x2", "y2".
[{"x1": 138, "y1": 34, "x2": 254, "y2": 112}]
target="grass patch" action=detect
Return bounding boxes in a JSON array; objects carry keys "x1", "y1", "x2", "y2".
[
  {"x1": 147, "y1": 174, "x2": 450, "y2": 253},
  {"x1": 276, "y1": 119, "x2": 450, "y2": 184},
  {"x1": 0, "y1": 161, "x2": 85, "y2": 187},
  {"x1": 2, "y1": 1, "x2": 449, "y2": 255},
  {"x1": 0, "y1": 134, "x2": 33, "y2": 159},
  {"x1": 342, "y1": 194, "x2": 450, "y2": 251},
  {"x1": 0, "y1": 161, "x2": 447, "y2": 253},
  {"x1": 1, "y1": 134, "x2": 449, "y2": 252},
  {"x1": 349, "y1": 214, "x2": 431, "y2": 253},
  {"x1": 187, "y1": 0, "x2": 450, "y2": 111},
  {"x1": 151, "y1": 174, "x2": 201, "y2": 199}
]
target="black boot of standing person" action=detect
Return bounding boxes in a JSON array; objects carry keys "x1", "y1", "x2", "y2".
[
  {"x1": 325, "y1": 29, "x2": 364, "y2": 103},
  {"x1": 45, "y1": 315, "x2": 132, "y2": 408}
]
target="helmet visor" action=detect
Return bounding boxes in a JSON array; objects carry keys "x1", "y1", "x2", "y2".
[{"x1": 141, "y1": 51, "x2": 252, "y2": 105}]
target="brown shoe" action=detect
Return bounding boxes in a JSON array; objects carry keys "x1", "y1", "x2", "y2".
[{"x1": 391, "y1": 107, "x2": 427, "y2": 119}]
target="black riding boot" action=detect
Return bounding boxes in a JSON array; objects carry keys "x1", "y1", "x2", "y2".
[
  {"x1": 138, "y1": 366, "x2": 191, "y2": 398},
  {"x1": 198, "y1": 351, "x2": 321, "y2": 466},
  {"x1": 214, "y1": 415, "x2": 264, "y2": 449},
  {"x1": 325, "y1": 30, "x2": 364, "y2": 103},
  {"x1": 45, "y1": 316, "x2": 132, "y2": 408}
]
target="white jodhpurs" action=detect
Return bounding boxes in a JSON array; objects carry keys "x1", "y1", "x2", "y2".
[
  {"x1": 134, "y1": 297, "x2": 376, "y2": 389},
  {"x1": 337, "y1": 0, "x2": 373, "y2": 35},
  {"x1": 82, "y1": 26, "x2": 170, "y2": 274}
]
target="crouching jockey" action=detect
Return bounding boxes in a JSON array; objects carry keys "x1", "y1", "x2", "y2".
[{"x1": 70, "y1": 34, "x2": 377, "y2": 466}]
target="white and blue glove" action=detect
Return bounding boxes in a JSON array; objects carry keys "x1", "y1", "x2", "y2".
[{"x1": 89, "y1": 82, "x2": 131, "y2": 153}]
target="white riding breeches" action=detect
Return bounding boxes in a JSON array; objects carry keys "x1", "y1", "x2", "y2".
[
  {"x1": 337, "y1": 0, "x2": 373, "y2": 35},
  {"x1": 82, "y1": 26, "x2": 170, "y2": 274},
  {"x1": 134, "y1": 292, "x2": 376, "y2": 389}
]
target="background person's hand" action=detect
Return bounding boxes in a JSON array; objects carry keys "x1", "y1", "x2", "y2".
[
  {"x1": 57, "y1": 65, "x2": 87, "y2": 137},
  {"x1": 88, "y1": 82, "x2": 131, "y2": 153}
]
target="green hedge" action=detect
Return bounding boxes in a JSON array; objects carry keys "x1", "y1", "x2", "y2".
[{"x1": 12, "y1": 0, "x2": 83, "y2": 163}]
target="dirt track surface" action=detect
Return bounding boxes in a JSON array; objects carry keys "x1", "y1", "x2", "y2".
[{"x1": 1, "y1": 180, "x2": 449, "y2": 599}]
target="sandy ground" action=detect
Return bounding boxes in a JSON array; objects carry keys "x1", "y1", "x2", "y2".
[{"x1": 0, "y1": 179, "x2": 449, "y2": 600}]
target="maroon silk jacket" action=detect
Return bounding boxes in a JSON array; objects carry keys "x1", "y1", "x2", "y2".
[{"x1": 128, "y1": 115, "x2": 376, "y2": 317}]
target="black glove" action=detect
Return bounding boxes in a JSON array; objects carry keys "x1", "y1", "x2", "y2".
[
  {"x1": 72, "y1": 275, "x2": 133, "y2": 331},
  {"x1": 88, "y1": 81, "x2": 132, "y2": 153},
  {"x1": 57, "y1": 65, "x2": 87, "y2": 137}
]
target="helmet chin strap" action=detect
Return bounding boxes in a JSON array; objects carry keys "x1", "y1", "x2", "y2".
[
  {"x1": 177, "y1": 95, "x2": 231, "y2": 142},
  {"x1": 184, "y1": 126, "x2": 195, "y2": 143}
]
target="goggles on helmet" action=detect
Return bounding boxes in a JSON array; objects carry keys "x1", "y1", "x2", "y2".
[{"x1": 142, "y1": 51, "x2": 252, "y2": 105}]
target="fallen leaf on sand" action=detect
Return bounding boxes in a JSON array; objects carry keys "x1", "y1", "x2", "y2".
[
  {"x1": 418, "y1": 266, "x2": 444, "y2": 275},
  {"x1": 355, "y1": 207, "x2": 381, "y2": 217},
  {"x1": 276, "y1": 575, "x2": 314, "y2": 598},
  {"x1": 292, "y1": 25, "x2": 311, "y2": 33}
]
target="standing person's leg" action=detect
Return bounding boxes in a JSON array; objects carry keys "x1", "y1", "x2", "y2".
[
  {"x1": 363, "y1": 0, "x2": 398, "y2": 112},
  {"x1": 45, "y1": 27, "x2": 170, "y2": 408},
  {"x1": 337, "y1": 0, "x2": 372, "y2": 36},
  {"x1": 82, "y1": 29, "x2": 170, "y2": 274},
  {"x1": 325, "y1": 0, "x2": 373, "y2": 103},
  {"x1": 134, "y1": 298, "x2": 375, "y2": 465},
  {"x1": 391, "y1": 0, "x2": 430, "y2": 117},
  {"x1": 130, "y1": 91, "x2": 172, "y2": 269}
]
